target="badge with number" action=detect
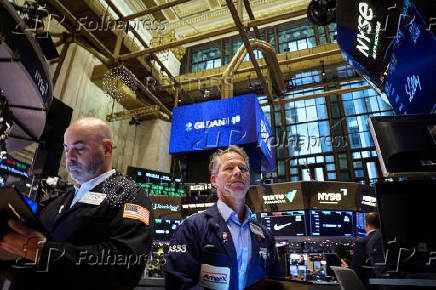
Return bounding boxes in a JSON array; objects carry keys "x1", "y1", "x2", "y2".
[
  {"x1": 250, "y1": 222, "x2": 265, "y2": 238},
  {"x1": 79, "y1": 192, "x2": 106, "y2": 205}
]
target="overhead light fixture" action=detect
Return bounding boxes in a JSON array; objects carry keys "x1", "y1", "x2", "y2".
[
  {"x1": 102, "y1": 65, "x2": 137, "y2": 102},
  {"x1": 321, "y1": 60, "x2": 326, "y2": 77},
  {"x1": 248, "y1": 76, "x2": 253, "y2": 89}
]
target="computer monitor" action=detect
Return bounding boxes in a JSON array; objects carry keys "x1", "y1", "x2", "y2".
[
  {"x1": 336, "y1": 0, "x2": 436, "y2": 115},
  {"x1": 356, "y1": 212, "x2": 367, "y2": 237},
  {"x1": 260, "y1": 210, "x2": 306, "y2": 237},
  {"x1": 310, "y1": 210, "x2": 354, "y2": 237},
  {"x1": 289, "y1": 253, "x2": 305, "y2": 265},
  {"x1": 250, "y1": 212, "x2": 258, "y2": 223},
  {"x1": 154, "y1": 219, "x2": 182, "y2": 242},
  {"x1": 290, "y1": 265, "x2": 298, "y2": 277},
  {"x1": 377, "y1": 181, "x2": 436, "y2": 273},
  {"x1": 369, "y1": 114, "x2": 436, "y2": 177}
]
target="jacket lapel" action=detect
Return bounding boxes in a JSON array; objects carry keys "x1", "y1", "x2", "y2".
[{"x1": 205, "y1": 204, "x2": 237, "y2": 259}]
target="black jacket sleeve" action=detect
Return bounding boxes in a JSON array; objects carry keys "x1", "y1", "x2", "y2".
[{"x1": 164, "y1": 218, "x2": 204, "y2": 290}]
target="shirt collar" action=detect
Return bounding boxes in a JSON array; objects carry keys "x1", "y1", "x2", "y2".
[
  {"x1": 366, "y1": 229, "x2": 377, "y2": 236},
  {"x1": 74, "y1": 169, "x2": 116, "y2": 192},
  {"x1": 217, "y1": 199, "x2": 252, "y2": 225}
]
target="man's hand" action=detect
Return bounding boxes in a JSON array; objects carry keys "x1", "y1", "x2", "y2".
[
  {"x1": 0, "y1": 219, "x2": 46, "y2": 262},
  {"x1": 340, "y1": 258, "x2": 349, "y2": 267}
]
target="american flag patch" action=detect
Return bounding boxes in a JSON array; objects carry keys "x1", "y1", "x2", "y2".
[{"x1": 123, "y1": 203, "x2": 150, "y2": 225}]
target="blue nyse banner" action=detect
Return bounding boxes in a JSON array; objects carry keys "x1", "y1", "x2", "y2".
[
  {"x1": 169, "y1": 94, "x2": 275, "y2": 172},
  {"x1": 336, "y1": 0, "x2": 436, "y2": 115}
]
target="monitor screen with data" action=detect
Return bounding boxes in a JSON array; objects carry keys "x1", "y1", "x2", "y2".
[
  {"x1": 260, "y1": 210, "x2": 306, "y2": 237},
  {"x1": 154, "y1": 219, "x2": 182, "y2": 242},
  {"x1": 356, "y1": 212, "x2": 367, "y2": 237},
  {"x1": 310, "y1": 210, "x2": 354, "y2": 237}
]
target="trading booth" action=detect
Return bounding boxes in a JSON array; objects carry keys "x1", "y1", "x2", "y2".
[
  {"x1": 245, "y1": 181, "x2": 375, "y2": 281},
  {"x1": 133, "y1": 179, "x2": 376, "y2": 288}
]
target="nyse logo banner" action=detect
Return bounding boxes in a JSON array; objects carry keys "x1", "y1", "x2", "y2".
[
  {"x1": 317, "y1": 189, "x2": 348, "y2": 205},
  {"x1": 308, "y1": 181, "x2": 368, "y2": 210}
]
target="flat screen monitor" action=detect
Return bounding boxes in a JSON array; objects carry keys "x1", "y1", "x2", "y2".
[
  {"x1": 336, "y1": 0, "x2": 436, "y2": 115},
  {"x1": 310, "y1": 210, "x2": 354, "y2": 237},
  {"x1": 290, "y1": 265, "x2": 298, "y2": 277},
  {"x1": 377, "y1": 181, "x2": 436, "y2": 273},
  {"x1": 313, "y1": 261, "x2": 322, "y2": 272},
  {"x1": 297, "y1": 265, "x2": 307, "y2": 277},
  {"x1": 356, "y1": 212, "x2": 367, "y2": 237},
  {"x1": 369, "y1": 114, "x2": 436, "y2": 177},
  {"x1": 260, "y1": 210, "x2": 306, "y2": 237},
  {"x1": 154, "y1": 219, "x2": 182, "y2": 242}
]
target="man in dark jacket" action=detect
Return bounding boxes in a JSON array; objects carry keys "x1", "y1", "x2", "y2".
[
  {"x1": 0, "y1": 117, "x2": 154, "y2": 289},
  {"x1": 342, "y1": 212, "x2": 385, "y2": 289},
  {"x1": 165, "y1": 145, "x2": 281, "y2": 290}
]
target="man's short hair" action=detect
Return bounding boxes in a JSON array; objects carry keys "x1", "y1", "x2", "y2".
[
  {"x1": 208, "y1": 145, "x2": 250, "y2": 175},
  {"x1": 365, "y1": 212, "x2": 380, "y2": 229}
]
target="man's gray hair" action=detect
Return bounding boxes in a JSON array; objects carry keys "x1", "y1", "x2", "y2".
[{"x1": 208, "y1": 145, "x2": 250, "y2": 175}]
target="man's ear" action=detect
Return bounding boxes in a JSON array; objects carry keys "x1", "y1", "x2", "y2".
[
  {"x1": 210, "y1": 175, "x2": 216, "y2": 187},
  {"x1": 103, "y1": 139, "x2": 113, "y2": 156}
]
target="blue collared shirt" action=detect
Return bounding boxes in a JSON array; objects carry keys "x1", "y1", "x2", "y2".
[
  {"x1": 70, "y1": 169, "x2": 116, "y2": 207},
  {"x1": 217, "y1": 199, "x2": 252, "y2": 290}
]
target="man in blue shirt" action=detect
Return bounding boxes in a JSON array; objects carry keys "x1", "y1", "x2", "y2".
[{"x1": 165, "y1": 145, "x2": 281, "y2": 289}]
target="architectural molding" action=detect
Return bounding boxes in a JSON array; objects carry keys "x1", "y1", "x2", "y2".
[
  {"x1": 152, "y1": 30, "x2": 187, "y2": 60},
  {"x1": 167, "y1": 0, "x2": 307, "y2": 34}
]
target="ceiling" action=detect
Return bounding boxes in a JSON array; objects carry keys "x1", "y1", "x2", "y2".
[{"x1": 39, "y1": 0, "x2": 316, "y2": 117}]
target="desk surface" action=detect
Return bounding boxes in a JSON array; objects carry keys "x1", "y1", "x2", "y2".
[
  {"x1": 312, "y1": 281, "x2": 340, "y2": 285},
  {"x1": 369, "y1": 278, "x2": 436, "y2": 287}
]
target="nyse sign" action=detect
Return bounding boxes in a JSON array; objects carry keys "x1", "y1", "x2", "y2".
[{"x1": 317, "y1": 189, "x2": 348, "y2": 205}]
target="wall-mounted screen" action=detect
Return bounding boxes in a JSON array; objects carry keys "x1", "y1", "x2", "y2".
[
  {"x1": 127, "y1": 167, "x2": 185, "y2": 197},
  {"x1": 310, "y1": 210, "x2": 354, "y2": 237},
  {"x1": 260, "y1": 210, "x2": 306, "y2": 237}
]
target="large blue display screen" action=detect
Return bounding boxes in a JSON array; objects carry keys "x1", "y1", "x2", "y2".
[
  {"x1": 336, "y1": 0, "x2": 436, "y2": 115},
  {"x1": 384, "y1": 1, "x2": 436, "y2": 114},
  {"x1": 169, "y1": 94, "x2": 275, "y2": 172}
]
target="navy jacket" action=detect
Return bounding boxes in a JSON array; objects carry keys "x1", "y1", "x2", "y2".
[
  {"x1": 349, "y1": 229, "x2": 385, "y2": 289},
  {"x1": 165, "y1": 203, "x2": 281, "y2": 290}
]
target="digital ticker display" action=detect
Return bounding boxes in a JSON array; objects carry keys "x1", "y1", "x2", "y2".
[
  {"x1": 260, "y1": 210, "x2": 306, "y2": 237},
  {"x1": 356, "y1": 212, "x2": 367, "y2": 237},
  {"x1": 127, "y1": 167, "x2": 185, "y2": 197},
  {"x1": 154, "y1": 219, "x2": 182, "y2": 242},
  {"x1": 310, "y1": 210, "x2": 354, "y2": 237}
]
